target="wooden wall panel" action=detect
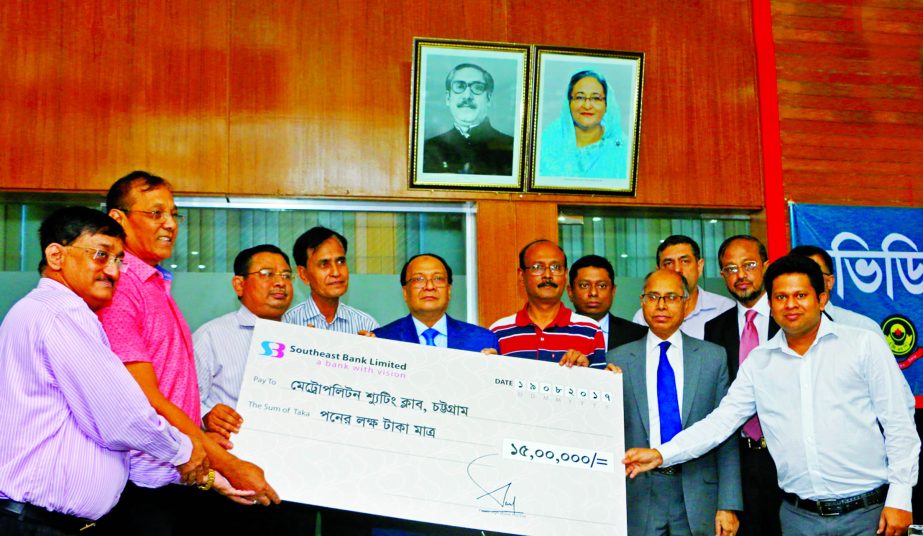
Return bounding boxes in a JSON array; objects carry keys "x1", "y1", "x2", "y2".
[
  {"x1": 1, "y1": 1, "x2": 763, "y2": 207},
  {"x1": 772, "y1": 0, "x2": 923, "y2": 208},
  {"x1": 226, "y1": 0, "x2": 763, "y2": 208},
  {"x1": 476, "y1": 200, "x2": 559, "y2": 327},
  {"x1": 0, "y1": 1, "x2": 230, "y2": 193}
]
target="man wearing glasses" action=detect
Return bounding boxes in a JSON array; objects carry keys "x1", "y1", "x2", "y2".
[
  {"x1": 375, "y1": 253, "x2": 498, "y2": 353},
  {"x1": 704, "y1": 235, "x2": 781, "y2": 536},
  {"x1": 0, "y1": 206, "x2": 206, "y2": 534},
  {"x1": 632, "y1": 235, "x2": 735, "y2": 339},
  {"x1": 192, "y1": 244, "x2": 315, "y2": 534},
  {"x1": 608, "y1": 269, "x2": 741, "y2": 536},
  {"x1": 490, "y1": 239, "x2": 604, "y2": 368},
  {"x1": 422, "y1": 62, "x2": 514, "y2": 176},
  {"x1": 98, "y1": 171, "x2": 279, "y2": 533},
  {"x1": 194, "y1": 244, "x2": 294, "y2": 443}
]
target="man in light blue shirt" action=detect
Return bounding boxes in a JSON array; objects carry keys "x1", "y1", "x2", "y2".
[
  {"x1": 623, "y1": 255, "x2": 919, "y2": 536},
  {"x1": 632, "y1": 235, "x2": 734, "y2": 339},
  {"x1": 193, "y1": 244, "x2": 315, "y2": 534},
  {"x1": 283, "y1": 226, "x2": 378, "y2": 334},
  {"x1": 194, "y1": 244, "x2": 293, "y2": 442}
]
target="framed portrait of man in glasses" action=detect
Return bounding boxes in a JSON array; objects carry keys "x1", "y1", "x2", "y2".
[
  {"x1": 409, "y1": 38, "x2": 530, "y2": 191},
  {"x1": 529, "y1": 46, "x2": 644, "y2": 196}
]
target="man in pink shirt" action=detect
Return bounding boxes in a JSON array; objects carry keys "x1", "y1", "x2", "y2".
[{"x1": 98, "y1": 171, "x2": 279, "y2": 534}]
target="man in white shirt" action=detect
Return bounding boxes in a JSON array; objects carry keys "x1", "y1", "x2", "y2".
[
  {"x1": 194, "y1": 244, "x2": 293, "y2": 441},
  {"x1": 632, "y1": 235, "x2": 734, "y2": 338},
  {"x1": 624, "y1": 255, "x2": 919, "y2": 536},
  {"x1": 789, "y1": 244, "x2": 885, "y2": 339}
]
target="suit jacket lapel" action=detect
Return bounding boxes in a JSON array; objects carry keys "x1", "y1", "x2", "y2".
[
  {"x1": 625, "y1": 345, "x2": 651, "y2": 438},
  {"x1": 399, "y1": 315, "x2": 419, "y2": 344},
  {"x1": 769, "y1": 316, "x2": 780, "y2": 338},
  {"x1": 726, "y1": 314, "x2": 742, "y2": 377},
  {"x1": 680, "y1": 336, "x2": 701, "y2": 428},
  {"x1": 445, "y1": 315, "x2": 459, "y2": 348}
]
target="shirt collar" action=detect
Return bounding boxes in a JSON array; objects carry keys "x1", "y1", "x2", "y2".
[
  {"x1": 736, "y1": 292, "x2": 770, "y2": 321},
  {"x1": 646, "y1": 329, "x2": 684, "y2": 354},
  {"x1": 38, "y1": 277, "x2": 91, "y2": 309},
  {"x1": 454, "y1": 118, "x2": 487, "y2": 138},
  {"x1": 236, "y1": 304, "x2": 261, "y2": 328},
  {"x1": 307, "y1": 295, "x2": 345, "y2": 322},
  {"x1": 122, "y1": 251, "x2": 164, "y2": 282},
  {"x1": 514, "y1": 302, "x2": 573, "y2": 328},
  {"x1": 690, "y1": 286, "x2": 723, "y2": 315},
  {"x1": 767, "y1": 315, "x2": 838, "y2": 354},
  {"x1": 411, "y1": 314, "x2": 447, "y2": 338}
]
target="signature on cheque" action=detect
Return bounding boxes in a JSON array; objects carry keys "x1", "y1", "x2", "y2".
[{"x1": 467, "y1": 454, "x2": 523, "y2": 517}]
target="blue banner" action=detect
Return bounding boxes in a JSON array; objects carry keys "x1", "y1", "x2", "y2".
[{"x1": 791, "y1": 204, "x2": 923, "y2": 404}]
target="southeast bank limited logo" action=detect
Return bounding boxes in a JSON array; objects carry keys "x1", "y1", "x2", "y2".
[{"x1": 259, "y1": 341, "x2": 286, "y2": 358}]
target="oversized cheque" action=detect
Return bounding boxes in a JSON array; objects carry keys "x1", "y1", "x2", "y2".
[{"x1": 233, "y1": 319, "x2": 627, "y2": 535}]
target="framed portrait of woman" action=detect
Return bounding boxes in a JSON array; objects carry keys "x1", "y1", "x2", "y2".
[
  {"x1": 409, "y1": 38, "x2": 530, "y2": 191},
  {"x1": 529, "y1": 46, "x2": 644, "y2": 195}
]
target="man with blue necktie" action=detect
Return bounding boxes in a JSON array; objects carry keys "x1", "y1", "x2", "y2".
[
  {"x1": 607, "y1": 269, "x2": 741, "y2": 535},
  {"x1": 375, "y1": 253, "x2": 498, "y2": 353}
]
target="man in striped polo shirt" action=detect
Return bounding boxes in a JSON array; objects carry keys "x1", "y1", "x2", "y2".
[
  {"x1": 489, "y1": 239, "x2": 605, "y2": 368},
  {"x1": 283, "y1": 226, "x2": 379, "y2": 334}
]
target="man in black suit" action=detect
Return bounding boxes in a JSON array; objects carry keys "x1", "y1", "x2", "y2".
[
  {"x1": 422, "y1": 63, "x2": 513, "y2": 176},
  {"x1": 704, "y1": 235, "x2": 780, "y2": 536},
  {"x1": 567, "y1": 254, "x2": 647, "y2": 350}
]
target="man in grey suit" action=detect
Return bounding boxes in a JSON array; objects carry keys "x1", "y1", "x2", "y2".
[{"x1": 608, "y1": 269, "x2": 741, "y2": 535}]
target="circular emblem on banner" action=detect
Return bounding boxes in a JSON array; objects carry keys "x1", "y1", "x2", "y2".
[{"x1": 883, "y1": 315, "x2": 916, "y2": 360}]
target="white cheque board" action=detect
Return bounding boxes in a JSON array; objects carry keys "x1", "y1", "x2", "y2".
[{"x1": 233, "y1": 320, "x2": 626, "y2": 536}]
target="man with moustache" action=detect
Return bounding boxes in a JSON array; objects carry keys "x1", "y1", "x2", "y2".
[
  {"x1": 422, "y1": 63, "x2": 514, "y2": 175},
  {"x1": 283, "y1": 226, "x2": 378, "y2": 334},
  {"x1": 375, "y1": 253, "x2": 498, "y2": 353},
  {"x1": 704, "y1": 235, "x2": 781, "y2": 536},
  {"x1": 0, "y1": 207, "x2": 206, "y2": 535},
  {"x1": 567, "y1": 254, "x2": 647, "y2": 350},
  {"x1": 632, "y1": 235, "x2": 735, "y2": 338},
  {"x1": 608, "y1": 269, "x2": 741, "y2": 536},
  {"x1": 98, "y1": 171, "x2": 279, "y2": 534},
  {"x1": 624, "y1": 256, "x2": 919, "y2": 536},
  {"x1": 490, "y1": 239, "x2": 604, "y2": 368}
]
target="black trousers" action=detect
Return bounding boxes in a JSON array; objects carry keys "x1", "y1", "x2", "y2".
[
  {"x1": 96, "y1": 482, "x2": 316, "y2": 535},
  {"x1": 738, "y1": 442, "x2": 782, "y2": 536}
]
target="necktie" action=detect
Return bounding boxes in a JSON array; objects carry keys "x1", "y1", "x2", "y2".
[
  {"x1": 657, "y1": 341, "x2": 682, "y2": 444},
  {"x1": 739, "y1": 309, "x2": 763, "y2": 440},
  {"x1": 422, "y1": 328, "x2": 439, "y2": 347}
]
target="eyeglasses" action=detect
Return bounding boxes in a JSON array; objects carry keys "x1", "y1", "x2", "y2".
[
  {"x1": 120, "y1": 209, "x2": 185, "y2": 223},
  {"x1": 524, "y1": 263, "x2": 566, "y2": 276},
  {"x1": 66, "y1": 246, "x2": 124, "y2": 270},
  {"x1": 570, "y1": 94, "x2": 605, "y2": 105},
  {"x1": 575, "y1": 281, "x2": 611, "y2": 291},
  {"x1": 450, "y1": 80, "x2": 488, "y2": 95},
  {"x1": 405, "y1": 275, "x2": 449, "y2": 289},
  {"x1": 720, "y1": 261, "x2": 760, "y2": 277},
  {"x1": 640, "y1": 292, "x2": 687, "y2": 305},
  {"x1": 244, "y1": 269, "x2": 293, "y2": 281}
]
